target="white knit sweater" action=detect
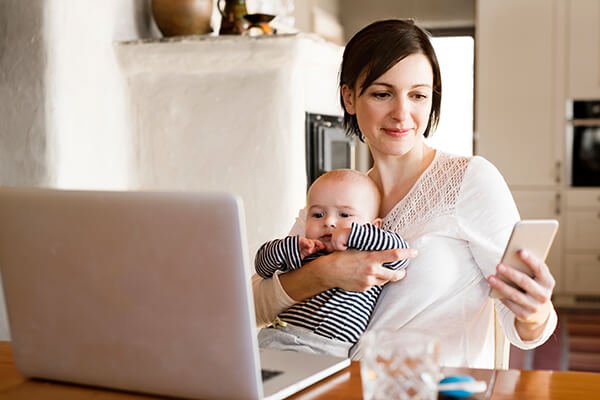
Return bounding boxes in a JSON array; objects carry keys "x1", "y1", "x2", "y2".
[{"x1": 252, "y1": 151, "x2": 558, "y2": 368}]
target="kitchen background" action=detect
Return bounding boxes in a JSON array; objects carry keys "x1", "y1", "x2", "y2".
[{"x1": 0, "y1": 0, "x2": 599, "y2": 356}]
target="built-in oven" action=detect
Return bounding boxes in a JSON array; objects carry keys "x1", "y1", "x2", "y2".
[
  {"x1": 305, "y1": 112, "x2": 355, "y2": 188},
  {"x1": 568, "y1": 101, "x2": 600, "y2": 186}
]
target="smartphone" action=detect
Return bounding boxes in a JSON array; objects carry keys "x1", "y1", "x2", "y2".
[{"x1": 489, "y1": 219, "x2": 559, "y2": 299}]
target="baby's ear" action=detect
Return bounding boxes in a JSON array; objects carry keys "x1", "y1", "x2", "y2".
[{"x1": 372, "y1": 218, "x2": 383, "y2": 228}]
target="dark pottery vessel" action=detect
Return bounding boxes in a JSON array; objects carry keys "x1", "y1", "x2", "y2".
[{"x1": 152, "y1": 0, "x2": 213, "y2": 37}]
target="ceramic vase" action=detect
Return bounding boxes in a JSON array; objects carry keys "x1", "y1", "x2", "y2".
[{"x1": 151, "y1": 0, "x2": 213, "y2": 37}]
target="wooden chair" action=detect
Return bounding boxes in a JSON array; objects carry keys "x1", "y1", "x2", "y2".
[{"x1": 494, "y1": 309, "x2": 510, "y2": 369}]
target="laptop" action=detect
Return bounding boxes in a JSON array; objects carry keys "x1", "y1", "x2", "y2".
[{"x1": 0, "y1": 187, "x2": 350, "y2": 400}]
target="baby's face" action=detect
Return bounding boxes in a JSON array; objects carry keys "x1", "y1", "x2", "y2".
[{"x1": 305, "y1": 178, "x2": 379, "y2": 248}]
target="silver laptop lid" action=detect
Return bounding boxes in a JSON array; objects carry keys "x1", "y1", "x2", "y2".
[{"x1": 0, "y1": 188, "x2": 263, "y2": 400}]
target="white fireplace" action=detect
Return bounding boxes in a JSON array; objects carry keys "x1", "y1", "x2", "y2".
[{"x1": 116, "y1": 34, "x2": 343, "y2": 257}]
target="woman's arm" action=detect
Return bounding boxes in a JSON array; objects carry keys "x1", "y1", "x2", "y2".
[
  {"x1": 252, "y1": 272, "x2": 295, "y2": 327},
  {"x1": 252, "y1": 248, "x2": 414, "y2": 326},
  {"x1": 281, "y1": 248, "x2": 413, "y2": 300},
  {"x1": 457, "y1": 156, "x2": 557, "y2": 347}
]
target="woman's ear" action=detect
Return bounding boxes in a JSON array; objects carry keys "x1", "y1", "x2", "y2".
[
  {"x1": 341, "y1": 84, "x2": 356, "y2": 115},
  {"x1": 372, "y1": 218, "x2": 383, "y2": 228}
]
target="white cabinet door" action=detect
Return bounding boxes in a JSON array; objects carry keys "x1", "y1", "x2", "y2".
[
  {"x1": 565, "y1": 210, "x2": 600, "y2": 250},
  {"x1": 567, "y1": 0, "x2": 600, "y2": 99},
  {"x1": 565, "y1": 254, "x2": 600, "y2": 294},
  {"x1": 476, "y1": 0, "x2": 558, "y2": 186},
  {"x1": 564, "y1": 189, "x2": 600, "y2": 295},
  {"x1": 511, "y1": 190, "x2": 563, "y2": 292}
]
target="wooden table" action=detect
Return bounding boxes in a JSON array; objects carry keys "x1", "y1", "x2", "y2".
[{"x1": 1, "y1": 342, "x2": 599, "y2": 399}]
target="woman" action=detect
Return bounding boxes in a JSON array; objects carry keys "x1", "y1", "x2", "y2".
[{"x1": 252, "y1": 19, "x2": 557, "y2": 368}]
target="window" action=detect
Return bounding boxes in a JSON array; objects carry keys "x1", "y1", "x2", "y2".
[{"x1": 426, "y1": 32, "x2": 474, "y2": 157}]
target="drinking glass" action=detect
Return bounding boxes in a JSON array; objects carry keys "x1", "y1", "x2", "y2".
[{"x1": 360, "y1": 329, "x2": 441, "y2": 400}]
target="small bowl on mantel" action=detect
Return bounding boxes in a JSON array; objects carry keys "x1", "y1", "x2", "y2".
[{"x1": 244, "y1": 13, "x2": 276, "y2": 35}]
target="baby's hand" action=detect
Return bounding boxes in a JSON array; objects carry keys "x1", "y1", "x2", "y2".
[
  {"x1": 298, "y1": 237, "x2": 326, "y2": 259},
  {"x1": 331, "y1": 227, "x2": 351, "y2": 251}
]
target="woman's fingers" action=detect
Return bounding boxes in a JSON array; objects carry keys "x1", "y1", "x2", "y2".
[
  {"x1": 365, "y1": 248, "x2": 416, "y2": 284},
  {"x1": 384, "y1": 268, "x2": 406, "y2": 283},
  {"x1": 495, "y1": 264, "x2": 548, "y2": 304},
  {"x1": 489, "y1": 249, "x2": 556, "y2": 328},
  {"x1": 324, "y1": 248, "x2": 416, "y2": 291},
  {"x1": 376, "y1": 248, "x2": 418, "y2": 264},
  {"x1": 517, "y1": 250, "x2": 556, "y2": 291},
  {"x1": 490, "y1": 251, "x2": 554, "y2": 304}
]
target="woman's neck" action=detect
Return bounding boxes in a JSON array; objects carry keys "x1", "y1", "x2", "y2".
[{"x1": 368, "y1": 143, "x2": 436, "y2": 217}]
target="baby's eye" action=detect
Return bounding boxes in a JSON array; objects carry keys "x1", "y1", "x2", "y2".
[
  {"x1": 339, "y1": 212, "x2": 351, "y2": 218},
  {"x1": 311, "y1": 212, "x2": 324, "y2": 218}
]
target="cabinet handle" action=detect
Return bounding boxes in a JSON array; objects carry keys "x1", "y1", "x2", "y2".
[
  {"x1": 555, "y1": 192, "x2": 561, "y2": 215},
  {"x1": 555, "y1": 161, "x2": 561, "y2": 184}
]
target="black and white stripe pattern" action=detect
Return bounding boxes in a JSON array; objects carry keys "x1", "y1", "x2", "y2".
[
  {"x1": 278, "y1": 286, "x2": 382, "y2": 342},
  {"x1": 255, "y1": 236, "x2": 303, "y2": 278},
  {"x1": 347, "y1": 223, "x2": 409, "y2": 270},
  {"x1": 255, "y1": 223, "x2": 410, "y2": 343}
]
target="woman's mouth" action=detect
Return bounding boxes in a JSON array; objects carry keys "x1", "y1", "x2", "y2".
[{"x1": 382, "y1": 127, "x2": 412, "y2": 137}]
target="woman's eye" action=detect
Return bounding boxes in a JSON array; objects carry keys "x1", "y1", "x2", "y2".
[
  {"x1": 411, "y1": 92, "x2": 429, "y2": 101},
  {"x1": 372, "y1": 92, "x2": 391, "y2": 99}
]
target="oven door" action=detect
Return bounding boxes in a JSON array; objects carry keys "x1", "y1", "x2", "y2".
[
  {"x1": 306, "y1": 113, "x2": 355, "y2": 187},
  {"x1": 321, "y1": 127, "x2": 355, "y2": 172},
  {"x1": 571, "y1": 122, "x2": 600, "y2": 186}
]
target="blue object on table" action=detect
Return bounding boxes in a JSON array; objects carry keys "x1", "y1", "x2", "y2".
[{"x1": 439, "y1": 375, "x2": 479, "y2": 398}]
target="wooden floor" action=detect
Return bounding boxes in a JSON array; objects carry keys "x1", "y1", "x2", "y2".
[
  {"x1": 564, "y1": 311, "x2": 600, "y2": 372},
  {"x1": 510, "y1": 308, "x2": 600, "y2": 372}
]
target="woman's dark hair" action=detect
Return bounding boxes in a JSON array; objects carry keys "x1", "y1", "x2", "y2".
[{"x1": 339, "y1": 19, "x2": 442, "y2": 140}]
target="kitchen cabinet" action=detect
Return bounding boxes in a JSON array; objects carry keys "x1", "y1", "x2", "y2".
[
  {"x1": 511, "y1": 190, "x2": 564, "y2": 292},
  {"x1": 477, "y1": 0, "x2": 600, "y2": 302},
  {"x1": 476, "y1": 0, "x2": 561, "y2": 187},
  {"x1": 565, "y1": 255, "x2": 600, "y2": 294},
  {"x1": 477, "y1": 0, "x2": 572, "y2": 297},
  {"x1": 566, "y1": 0, "x2": 600, "y2": 99},
  {"x1": 564, "y1": 189, "x2": 600, "y2": 295}
]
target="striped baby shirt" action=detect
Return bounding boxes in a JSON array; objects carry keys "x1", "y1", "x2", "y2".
[{"x1": 254, "y1": 222, "x2": 409, "y2": 343}]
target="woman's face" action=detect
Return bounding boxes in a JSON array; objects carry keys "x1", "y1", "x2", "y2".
[{"x1": 342, "y1": 53, "x2": 434, "y2": 159}]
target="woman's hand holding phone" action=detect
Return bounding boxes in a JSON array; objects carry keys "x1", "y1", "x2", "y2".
[
  {"x1": 487, "y1": 220, "x2": 558, "y2": 340},
  {"x1": 488, "y1": 250, "x2": 556, "y2": 338}
]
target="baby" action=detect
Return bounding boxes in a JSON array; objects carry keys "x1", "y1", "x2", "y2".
[{"x1": 255, "y1": 169, "x2": 410, "y2": 357}]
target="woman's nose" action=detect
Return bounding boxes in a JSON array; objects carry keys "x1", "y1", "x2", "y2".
[{"x1": 390, "y1": 97, "x2": 409, "y2": 121}]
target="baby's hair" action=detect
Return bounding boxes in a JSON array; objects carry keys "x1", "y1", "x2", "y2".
[{"x1": 308, "y1": 169, "x2": 381, "y2": 205}]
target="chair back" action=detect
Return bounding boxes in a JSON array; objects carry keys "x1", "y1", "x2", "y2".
[{"x1": 494, "y1": 309, "x2": 510, "y2": 369}]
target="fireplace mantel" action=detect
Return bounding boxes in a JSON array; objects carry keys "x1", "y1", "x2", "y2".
[
  {"x1": 116, "y1": 33, "x2": 343, "y2": 115},
  {"x1": 115, "y1": 33, "x2": 343, "y2": 256}
]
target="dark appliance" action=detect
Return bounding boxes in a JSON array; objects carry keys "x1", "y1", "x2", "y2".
[
  {"x1": 569, "y1": 100, "x2": 600, "y2": 186},
  {"x1": 305, "y1": 113, "x2": 355, "y2": 188}
]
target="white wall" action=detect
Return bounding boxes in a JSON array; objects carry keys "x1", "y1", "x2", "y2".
[
  {"x1": 0, "y1": 0, "x2": 153, "y2": 340},
  {"x1": 44, "y1": 0, "x2": 156, "y2": 189},
  {"x1": 0, "y1": 1, "x2": 48, "y2": 187}
]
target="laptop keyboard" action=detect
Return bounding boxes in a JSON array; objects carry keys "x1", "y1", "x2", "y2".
[{"x1": 261, "y1": 368, "x2": 283, "y2": 382}]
